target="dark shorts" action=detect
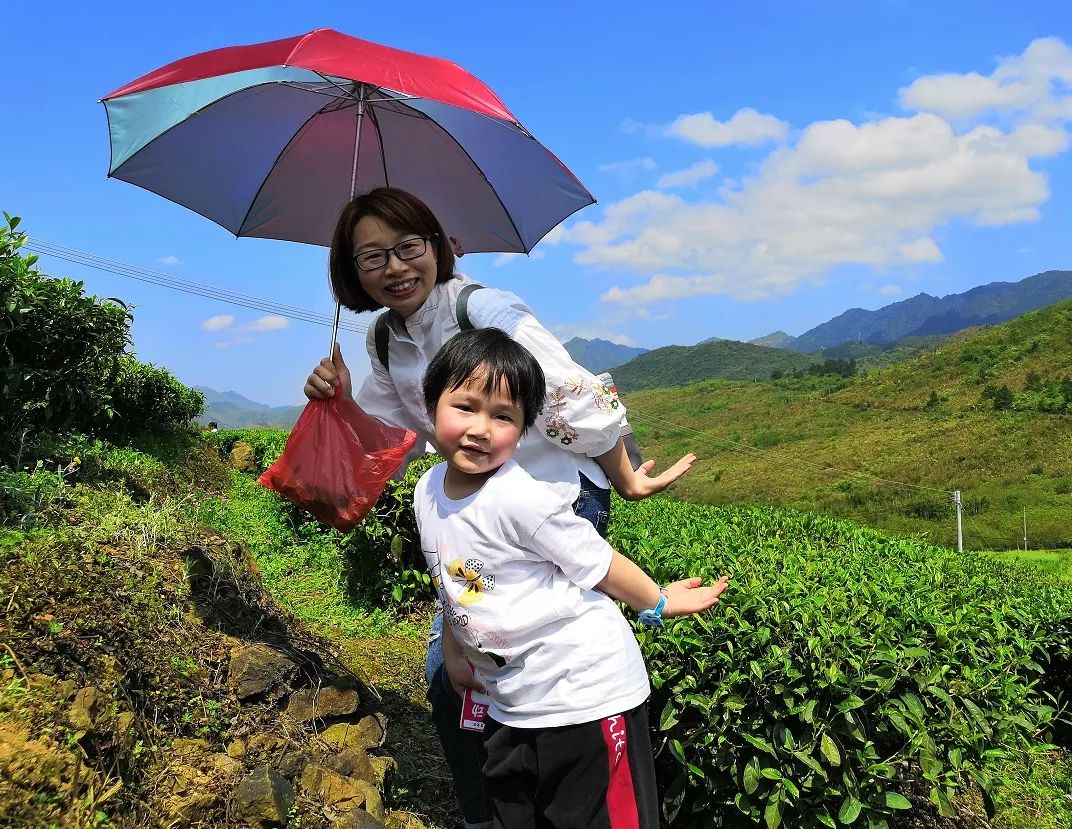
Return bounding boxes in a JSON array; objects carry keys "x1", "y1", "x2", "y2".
[{"x1": 482, "y1": 701, "x2": 659, "y2": 829}]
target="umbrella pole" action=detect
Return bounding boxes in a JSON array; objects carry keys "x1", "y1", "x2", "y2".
[{"x1": 329, "y1": 85, "x2": 368, "y2": 358}]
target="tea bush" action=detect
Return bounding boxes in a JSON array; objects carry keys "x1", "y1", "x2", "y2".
[
  {"x1": 296, "y1": 458, "x2": 1071, "y2": 827},
  {"x1": 205, "y1": 429, "x2": 438, "y2": 608},
  {"x1": 104, "y1": 356, "x2": 204, "y2": 442},
  {"x1": 0, "y1": 214, "x2": 129, "y2": 459},
  {"x1": 340, "y1": 454, "x2": 440, "y2": 607},
  {"x1": 608, "y1": 498, "x2": 1072, "y2": 828},
  {"x1": 0, "y1": 214, "x2": 204, "y2": 459}
]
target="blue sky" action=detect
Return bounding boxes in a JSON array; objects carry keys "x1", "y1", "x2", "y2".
[{"x1": 3, "y1": 2, "x2": 1071, "y2": 406}]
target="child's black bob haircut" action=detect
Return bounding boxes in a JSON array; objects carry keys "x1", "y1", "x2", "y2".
[{"x1": 423, "y1": 328, "x2": 546, "y2": 432}]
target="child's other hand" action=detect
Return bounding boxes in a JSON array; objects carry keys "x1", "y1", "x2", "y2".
[
  {"x1": 444, "y1": 649, "x2": 486, "y2": 698},
  {"x1": 662, "y1": 575, "x2": 730, "y2": 618}
]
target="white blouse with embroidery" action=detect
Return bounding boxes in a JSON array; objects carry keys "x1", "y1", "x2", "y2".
[{"x1": 354, "y1": 274, "x2": 624, "y2": 500}]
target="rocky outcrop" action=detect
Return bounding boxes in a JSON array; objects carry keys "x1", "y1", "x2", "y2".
[
  {"x1": 230, "y1": 441, "x2": 259, "y2": 472},
  {"x1": 227, "y1": 643, "x2": 298, "y2": 701}
]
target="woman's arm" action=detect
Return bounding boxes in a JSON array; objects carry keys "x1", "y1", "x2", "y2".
[
  {"x1": 303, "y1": 341, "x2": 428, "y2": 471},
  {"x1": 471, "y1": 290, "x2": 697, "y2": 497},
  {"x1": 595, "y1": 438, "x2": 697, "y2": 501}
]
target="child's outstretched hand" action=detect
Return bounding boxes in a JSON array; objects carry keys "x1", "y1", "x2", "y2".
[{"x1": 662, "y1": 575, "x2": 730, "y2": 618}]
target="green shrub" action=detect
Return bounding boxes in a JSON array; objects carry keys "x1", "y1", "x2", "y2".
[
  {"x1": 321, "y1": 464, "x2": 1072, "y2": 826},
  {"x1": 0, "y1": 214, "x2": 204, "y2": 459},
  {"x1": 0, "y1": 214, "x2": 129, "y2": 460},
  {"x1": 0, "y1": 464, "x2": 65, "y2": 527},
  {"x1": 340, "y1": 454, "x2": 440, "y2": 607},
  {"x1": 103, "y1": 356, "x2": 204, "y2": 441},
  {"x1": 205, "y1": 428, "x2": 288, "y2": 469},
  {"x1": 607, "y1": 499, "x2": 1072, "y2": 828}
]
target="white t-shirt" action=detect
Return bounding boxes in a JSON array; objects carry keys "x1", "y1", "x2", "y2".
[
  {"x1": 414, "y1": 460, "x2": 650, "y2": 728},
  {"x1": 355, "y1": 274, "x2": 624, "y2": 502}
]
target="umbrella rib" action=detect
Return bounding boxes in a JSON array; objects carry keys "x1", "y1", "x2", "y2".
[
  {"x1": 365, "y1": 104, "x2": 391, "y2": 188},
  {"x1": 310, "y1": 71, "x2": 419, "y2": 105},
  {"x1": 236, "y1": 92, "x2": 346, "y2": 239},
  {"x1": 413, "y1": 110, "x2": 527, "y2": 251}
]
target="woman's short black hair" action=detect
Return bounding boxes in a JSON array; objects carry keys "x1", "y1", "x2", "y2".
[
  {"x1": 330, "y1": 187, "x2": 457, "y2": 313},
  {"x1": 423, "y1": 328, "x2": 546, "y2": 432}
]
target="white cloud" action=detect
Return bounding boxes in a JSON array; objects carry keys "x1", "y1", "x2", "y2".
[
  {"x1": 657, "y1": 160, "x2": 720, "y2": 189},
  {"x1": 899, "y1": 37, "x2": 1072, "y2": 122},
  {"x1": 244, "y1": 315, "x2": 289, "y2": 332},
  {"x1": 557, "y1": 39, "x2": 1072, "y2": 306},
  {"x1": 665, "y1": 108, "x2": 789, "y2": 148},
  {"x1": 157, "y1": 255, "x2": 181, "y2": 266},
  {"x1": 201, "y1": 314, "x2": 235, "y2": 331},
  {"x1": 878, "y1": 284, "x2": 903, "y2": 296}
]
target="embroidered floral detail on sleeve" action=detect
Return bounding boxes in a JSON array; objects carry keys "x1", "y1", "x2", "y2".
[{"x1": 544, "y1": 378, "x2": 621, "y2": 446}]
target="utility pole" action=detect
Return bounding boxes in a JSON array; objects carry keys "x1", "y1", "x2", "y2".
[
  {"x1": 1023, "y1": 507, "x2": 1028, "y2": 552},
  {"x1": 949, "y1": 490, "x2": 963, "y2": 552}
]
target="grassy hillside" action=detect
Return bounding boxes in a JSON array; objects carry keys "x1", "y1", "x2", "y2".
[
  {"x1": 609, "y1": 338, "x2": 817, "y2": 392},
  {"x1": 623, "y1": 300, "x2": 1072, "y2": 550}
]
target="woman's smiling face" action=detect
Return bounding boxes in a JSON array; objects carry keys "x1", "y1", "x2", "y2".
[{"x1": 352, "y1": 215, "x2": 438, "y2": 318}]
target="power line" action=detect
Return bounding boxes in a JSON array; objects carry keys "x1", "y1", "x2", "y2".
[{"x1": 25, "y1": 238, "x2": 370, "y2": 335}]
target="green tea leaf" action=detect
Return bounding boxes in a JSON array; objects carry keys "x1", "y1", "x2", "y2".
[
  {"x1": 838, "y1": 794, "x2": 862, "y2": 825},
  {"x1": 820, "y1": 733, "x2": 841, "y2": 767}
]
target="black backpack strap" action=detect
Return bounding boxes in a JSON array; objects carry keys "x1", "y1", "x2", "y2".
[
  {"x1": 456, "y1": 283, "x2": 484, "y2": 331},
  {"x1": 374, "y1": 311, "x2": 391, "y2": 371}
]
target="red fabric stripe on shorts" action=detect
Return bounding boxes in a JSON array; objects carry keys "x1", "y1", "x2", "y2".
[{"x1": 601, "y1": 713, "x2": 640, "y2": 829}]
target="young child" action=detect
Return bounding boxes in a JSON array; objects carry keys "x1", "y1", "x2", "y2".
[{"x1": 414, "y1": 327, "x2": 730, "y2": 829}]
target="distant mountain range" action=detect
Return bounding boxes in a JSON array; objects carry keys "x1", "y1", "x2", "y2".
[
  {"x1": 194, "y1": 387, "x2": 304, "y2": 429},
  {"x1": 563, "y1": 337, "x2": 649, "y2": 374},
  {"x1": 785, "y1": 270, "x2": 1072, "y2": 353}
]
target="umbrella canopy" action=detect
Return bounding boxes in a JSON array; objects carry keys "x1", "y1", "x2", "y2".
[{"x1": 101, "y1": 28, "x2": 594, "y2": 253}]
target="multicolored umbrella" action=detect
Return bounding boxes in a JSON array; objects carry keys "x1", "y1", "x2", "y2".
[{"x1": 101, "y1": 28, "x2": 594, "y2": 255}]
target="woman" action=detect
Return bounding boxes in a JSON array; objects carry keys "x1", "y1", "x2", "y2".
[{"x1": 303, "y1": 187, "x2": 694, "y2": 829}]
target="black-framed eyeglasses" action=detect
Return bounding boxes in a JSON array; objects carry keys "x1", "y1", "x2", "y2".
[{"x1": 352, "y1": 235, "x2": 437, "y2": 271}]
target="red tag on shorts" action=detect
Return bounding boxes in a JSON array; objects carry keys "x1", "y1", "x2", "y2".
[{"x1": 460, "y1": 688, "x2": 493, "y2": 732}]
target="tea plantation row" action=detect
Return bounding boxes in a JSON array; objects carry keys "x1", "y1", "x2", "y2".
[{"x1": 216, "y1": 431, "x2": 1072, "y2": 828}]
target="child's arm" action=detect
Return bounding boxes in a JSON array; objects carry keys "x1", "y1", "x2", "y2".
[
  {"x1": 595, "y1": 551, "x2": 730, "y2": 619},
  {"x1": 441, "y1": 621, "x2": 487, "y2": 697}
]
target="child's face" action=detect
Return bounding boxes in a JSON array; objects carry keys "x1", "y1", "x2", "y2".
[{"x1": 433, "y1": 370, "x2": 525, "y2": 481}]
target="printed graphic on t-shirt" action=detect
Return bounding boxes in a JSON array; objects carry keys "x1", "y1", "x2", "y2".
[{"x1": 447, "y1": 557, "x2": 496, "y2": 605}]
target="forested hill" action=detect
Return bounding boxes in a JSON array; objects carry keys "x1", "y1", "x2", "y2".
[{"x1": 607, "y1": 338, "x2": 816, "y2": 392}]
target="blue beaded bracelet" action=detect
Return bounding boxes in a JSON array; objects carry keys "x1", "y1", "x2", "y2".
[{"x1": 638, "y1": 588, "x2": 669, "y2": 627}]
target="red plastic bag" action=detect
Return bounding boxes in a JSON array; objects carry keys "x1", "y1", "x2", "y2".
[{"x1": 259, "y1": 395, "x2": 417, "y2": 532}]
